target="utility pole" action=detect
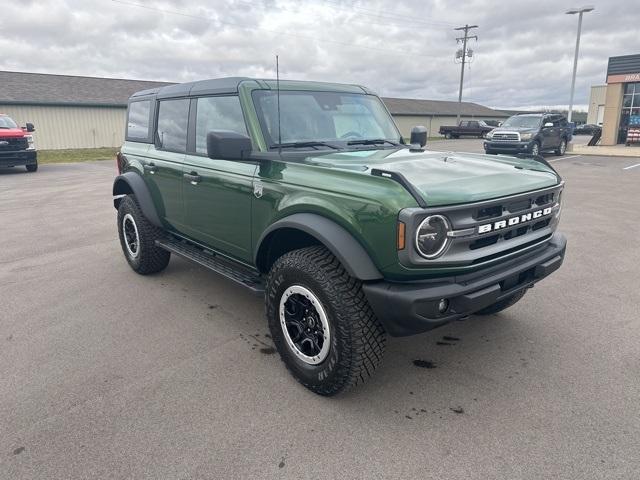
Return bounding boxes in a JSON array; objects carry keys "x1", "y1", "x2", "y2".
[
  {"x1": 566, "y1": 6, "x2": 594, "y2": 123},
  {"x1": 454, "y1": 24, "x2": 478, "y2": 123}
]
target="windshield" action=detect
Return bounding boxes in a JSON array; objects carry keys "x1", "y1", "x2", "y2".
[
  {"x1": 501, "y1": 115, "x2": 542, "y2": 129},
  {"x1": 252, "y1": 90, "x2": 401, "y2": 148},
  {"x1": 0, "y1": 116, "x2": 18, "y2": 129}
]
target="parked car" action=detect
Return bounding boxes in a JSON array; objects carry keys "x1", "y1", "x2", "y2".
[
  {"x1": 483, "y1": 119, "x2": 502, "y2": 127},
  {"x1": 439, "y1": 120, "x2": 494, "y2": 139},
  {"x1": 0, "y1": 114, "x2": 37, "y2": 172},
  {"x1": 573, "y1": 123, "x2": 601, "y2": 135},
  {"x1": 113, "y1": 78, "x2": 566, "y2": 395},
  {"x1": 484, "y1": 113, "x2": 571, "y2": 156}
]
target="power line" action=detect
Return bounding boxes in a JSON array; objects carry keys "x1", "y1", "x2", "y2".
[
  {"x1": 454, "y1": 24, "x2": 478, "y2": 122},
  {"x1": 110, "y1": 0, "x2": 443, "y2": 59},
  {"x1": 231, "y1": 0, "x2": 454, "y2": 31},
  {"x1": 308, "y1": 0, "x2": 458, "y2": 29}
]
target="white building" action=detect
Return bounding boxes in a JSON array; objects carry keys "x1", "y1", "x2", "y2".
[
  {"x1": 382, "y1": 97, "x2": 510, "y2": 139},
  {"x1": 0, "y1": 71, "x2": 169, "y2": 150},
  {"x1": 587, "y1": 85, "x2": 607, "y2": 126}
]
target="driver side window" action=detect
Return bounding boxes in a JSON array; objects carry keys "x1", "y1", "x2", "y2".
[{"x1": 195, "y1": 96, "x2": 247, "y2": 154}]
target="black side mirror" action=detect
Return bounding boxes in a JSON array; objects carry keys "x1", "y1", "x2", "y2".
[
  {"x1": 410, "y1": 126, "x2": 427, "y2": 149},
  {"x1": 206, "y1": 131, "x2": 252, "y2": 161},
  {"x1": 25, "y1": 123, "x2": 35, "y2": 132}
]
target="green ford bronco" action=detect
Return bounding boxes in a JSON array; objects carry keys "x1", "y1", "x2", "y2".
[{"x1": 113, "y1": 78, "x2": 566, "y2": 395}]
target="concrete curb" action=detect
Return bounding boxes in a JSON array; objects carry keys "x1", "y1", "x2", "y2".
[{"x1": 568, "y1": 144, "x2": 640, "y2": 158}]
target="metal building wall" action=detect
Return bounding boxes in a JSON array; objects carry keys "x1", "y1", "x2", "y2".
[
  {"x1": 392, "y1": 114, "x2": 508, "y2": 139},
  {"x1": 587, "y1": 85, "x2": 607, "y2": 125},
  {"x1": 0, "y1": 104, "x2": 126, "y2": 150}
]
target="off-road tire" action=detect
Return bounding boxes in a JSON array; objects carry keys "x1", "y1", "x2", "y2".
[
  {"x1": 117, "y1": 195, "x2": 170, "y2": 275},
  {"x1": 555, "y1": 138, "x2": 567, "y2": 156},
  {"x1": 26, "y1": 163, "x2": 38, "y2": 172},
  {"x1": 475, "y1": 289, "x2": 527, "y2": 315},
  {"x1": 266, "y1": 246, "x2": 386, "y2": 396}
]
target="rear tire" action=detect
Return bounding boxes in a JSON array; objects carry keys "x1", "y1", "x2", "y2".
[
  {"x1": 475, "y1": 289, "x2": 527, "y2": 315},
  {"x1": 117, "y1": 195, "x2": 170, "y2": 275},
  {"x1": 266, "y1": 246, "x2": 386, "y2": 396},
  {"x1": 444, "y1": 133, "x2": 452, "y2": 139},
  {"x1": 26, "y1": 163, "x2": 38, "y2": 172}
]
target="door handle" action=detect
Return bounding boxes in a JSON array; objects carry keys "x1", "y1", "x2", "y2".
[
  {"x1": 184, "y1": 172, "x2": 202, "y2": 185},
  {"x1": 143, "y1": 163, "x2": 157, "y2": 174}
]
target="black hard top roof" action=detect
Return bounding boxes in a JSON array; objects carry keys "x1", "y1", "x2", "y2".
[
  {"x1": 515, "y1": 112, "x2": 563, "y2": 117},
  {"x1": 129, "y1": 77, "x2": 372, "y2": 101}
]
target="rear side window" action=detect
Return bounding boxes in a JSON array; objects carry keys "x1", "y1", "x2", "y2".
[
  {"x1": 195, "y1": 96, "x2": 247, "y2": 154},
  {"x1": 127, "y1": 100, "x2": 151, "y2": 140},
  {"x1": 157, "y1": 99, "x2": 190, "y2": 152}
]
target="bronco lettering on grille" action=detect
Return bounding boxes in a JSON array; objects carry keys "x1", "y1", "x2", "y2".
[{"x1": 478, "y1": 207, "x2": 553, "y2": 234}]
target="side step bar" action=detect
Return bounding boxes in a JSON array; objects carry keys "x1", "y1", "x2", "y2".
[{"x1": 156, "y1": 237, "x2": 265, "y2": 295}]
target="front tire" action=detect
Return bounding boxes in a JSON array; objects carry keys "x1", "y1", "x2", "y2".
[
  {"x1": 266, "y1": 246, "x2": 386, "y2": 396},
  {"x1": 117, "y1": 195, "x2": 170, "y2": 275},
  {"x1": 530, "y1": 141, "x2": 540, "y2": 156},
  {"x1": 26, "y1": 163, "x2": 38, "y2": 172},
  {"x1": 555, "y1": 138, "x2": 567, "y2": 156},
  {"x1": 475, "y1": 289, "x2": 527, "y2": 315}
]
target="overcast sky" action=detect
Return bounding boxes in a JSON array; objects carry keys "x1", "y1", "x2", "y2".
[{"x1": 1, "y1": 0, "x2": 636, "y2": 109}]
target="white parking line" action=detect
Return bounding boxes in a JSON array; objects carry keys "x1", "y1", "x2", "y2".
[
  {"x1": 623, "y1": 163, "x2": 640, "y2": 170},
  {"x1": 548, "y1": 155, "x2": 581, "y2": 162}
]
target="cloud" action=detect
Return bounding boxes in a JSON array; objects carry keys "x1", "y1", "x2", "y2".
[{"x1": 0, "y1": 0, "x2": 634, "y2": 109}]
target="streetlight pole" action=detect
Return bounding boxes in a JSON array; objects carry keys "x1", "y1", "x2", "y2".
[{"x1": 566, "y1": 6, "x2": 594, "y2": 123}]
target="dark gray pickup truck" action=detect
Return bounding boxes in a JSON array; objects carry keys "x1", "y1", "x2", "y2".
[
  {"x1": 484, "y1": 113, "x2": 571, "y2": 156},
  {"x1": 439, "y1": 120, "x2": 494, "y2": 139}
]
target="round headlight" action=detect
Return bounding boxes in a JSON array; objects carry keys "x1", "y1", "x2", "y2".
[{"x1": 415, "y1": 215, "x2": 451, "y2": 259}]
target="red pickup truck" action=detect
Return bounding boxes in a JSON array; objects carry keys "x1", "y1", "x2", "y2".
[{"x1": 0, "y1": 114, "x2": 37, "y2": 172}]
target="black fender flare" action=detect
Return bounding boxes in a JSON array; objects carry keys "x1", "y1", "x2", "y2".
[
  {"x1": 256, "y1": 213, "x2": 383, "y2": 281},
  {"x1": 112, "y1": 171, "x2": 162, "y2": 227}
]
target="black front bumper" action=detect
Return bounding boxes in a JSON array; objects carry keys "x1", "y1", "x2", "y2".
[
  {"x1": 362, "y1": 233, "x2": 567, "y2": 336},
  {"x1": 483, "y1": 140, "x2": 534, "y2": 154},
  {"x1": 0, "y1": 150, "x2": 37, "y2": 167}
]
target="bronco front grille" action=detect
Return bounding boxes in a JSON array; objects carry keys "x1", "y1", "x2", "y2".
[
  {"x1": 398, "y1": 184, "x2": 563, "y2": 268},
  {"x1": 0, "y1": 137, "x2": 28, "y2": 151}
]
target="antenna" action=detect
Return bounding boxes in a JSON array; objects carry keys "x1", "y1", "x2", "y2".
[{"x1": 276, "y1": 55, "x2": 282, "y2": 154}]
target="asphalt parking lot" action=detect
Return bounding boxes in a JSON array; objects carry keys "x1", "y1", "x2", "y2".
[{"x1": 2, "y1": 140, "x2": 639, "y2": 479}]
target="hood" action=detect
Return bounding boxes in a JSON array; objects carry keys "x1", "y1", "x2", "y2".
[
  {"x1": 0, "y1": 128, "x2": 27, "y2": 138},
  {"x1": 491, "y1": 126, "x2": 538, "y2": 134},
  {"x1": 305, "y1": 148, "x2": 559, "y2": 207}
]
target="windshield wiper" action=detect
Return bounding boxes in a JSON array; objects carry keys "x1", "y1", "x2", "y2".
[
  {"x1": 269, "y1": 141, "x2": 340, "y2": 150},
  {"x1": 346, "y1": 139, "x2": 400, "y2": 147}
]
